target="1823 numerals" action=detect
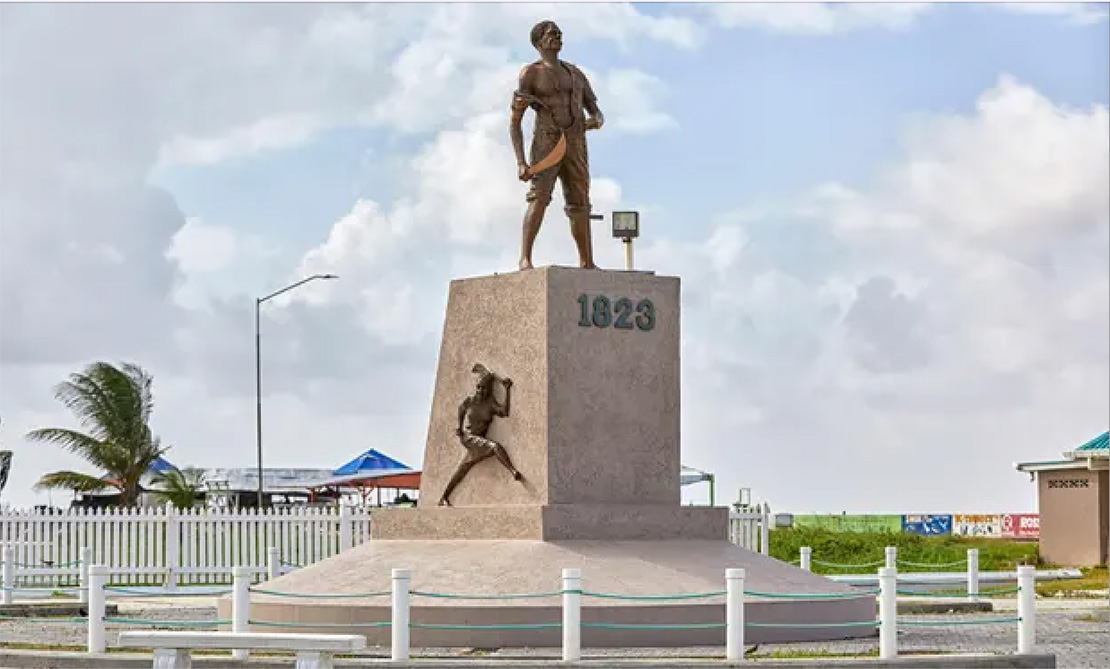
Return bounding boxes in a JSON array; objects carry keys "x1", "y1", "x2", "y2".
[{"x1": 577, "y1": 294, "x2": 656, "y2": 331}]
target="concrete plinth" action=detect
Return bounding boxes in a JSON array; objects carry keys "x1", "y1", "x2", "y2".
[
  {"x1": 223, "y1": 540, "x2": 877, "y2": 646},
  {"x1": 229, "y1": 267, "x2": 876, "y2": 646},
  {"x1": 372, "y1": 504, "x2": 728, "y2": 540}
]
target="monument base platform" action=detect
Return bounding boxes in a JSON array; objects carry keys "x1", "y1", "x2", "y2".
[
  {"x1": 222, "y1": 540, "x2": 876, "y2": 647},
  {"x1": 372, "y1": 504, "x2": 729, "y2": 540}
]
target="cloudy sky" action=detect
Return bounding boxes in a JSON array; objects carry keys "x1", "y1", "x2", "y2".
[{"x1": 0, "y1": 2, "x2": 1107, "y2": 515}]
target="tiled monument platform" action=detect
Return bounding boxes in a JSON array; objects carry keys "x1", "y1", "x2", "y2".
[{"x1": 226, "y1": 267, "x2": 875, "y2": 646}]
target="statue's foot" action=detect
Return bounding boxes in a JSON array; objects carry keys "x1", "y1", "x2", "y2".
[{"x1": 518, "y1": 258, "x2": 534, "y2": 271}]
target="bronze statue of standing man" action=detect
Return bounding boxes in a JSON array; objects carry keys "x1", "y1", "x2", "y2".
[{"x1": 510, "y1": 20, "x2": 605, "y2": 271}]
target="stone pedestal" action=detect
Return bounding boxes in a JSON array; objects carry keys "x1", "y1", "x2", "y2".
[
  {"x1": 374, "y1": 266, "x2": 725, "y2": 540},
  {"x1": 227, "y1": 267, "x2": 877, "y2": 647}
]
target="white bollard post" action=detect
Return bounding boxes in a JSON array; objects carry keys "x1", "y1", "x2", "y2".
[
  {"x1": 1, "y1": 544, "x2": 13, "y2": 605},
  {"x1": 966, "y1": 548, "x2": 979, "y2": 602},
  {"x1": 1017, "y1": 565, "x2": 1035, "y2": 654},
  {"x1": 87, "y1": 565, "x2": 106, "y2": 653},
  {"x1": 267, "y1": 547, "x2": 280, "y2": 581},
  {"x1": 800, "y1": 546, "x2": 812, "y2": 572},
  {"x1": 726, "y1": 568, "x2": 745, "y2": 661},
  {"x1": 562, "y1": 568, "x2": 582, "y2": 662},
  {"x1": 79, "y1": 547, "x2": 92, "y2": 605},
  {"x1": 232, "y1": 566, "x2": 251, "y2": 660},
  {"x1": 392, "y1": 568, "x2": 411, "y2": 662},
  {"x1": 878, "y1": 566, "x2": 898, "y2": 660},
  {"x1": 885, "y1": 546, "x2": 897, "y2": 570}
]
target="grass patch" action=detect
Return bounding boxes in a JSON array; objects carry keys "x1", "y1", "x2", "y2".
[
  {"x1": 1035, "y1": 566, "x2": 1108, "y2": 597},
  {"x1": 770, "y1": 528, "x2": 1039, "y2": 573}
]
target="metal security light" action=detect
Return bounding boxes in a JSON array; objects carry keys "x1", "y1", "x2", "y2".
[
  {"x1": 611, "y1": 211, "x2": 639, "y2": 270},
  {"x1": 612, "y1": 211, "x2": 639, "y2": 239}
]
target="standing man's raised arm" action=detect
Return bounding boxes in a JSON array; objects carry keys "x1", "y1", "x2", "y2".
[{"x1": 510, "y1": 65, "x2": 536, "y2": 182}]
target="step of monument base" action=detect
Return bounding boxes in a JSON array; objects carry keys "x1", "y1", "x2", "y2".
[{"x1": 372, "y1": 504, "x2": 729, "y2": 540}]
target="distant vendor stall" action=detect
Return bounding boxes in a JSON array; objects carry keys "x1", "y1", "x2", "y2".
[{"x1": 305, "y1": 449, "x2": 421, "y2": 507}]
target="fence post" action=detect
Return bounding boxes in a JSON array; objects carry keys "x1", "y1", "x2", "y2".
[
  {"x1": 878, "y1": 566, "x2": 897, "y2": 659},
  {"x1": 562, "y1": 568, "x2": 582, "y2": 662},
  {"x1": 800, "y1": 546, "x2": 812, "y2": 571},
  {"x1": 760, "y1": 503, "x2": 771, "y2": 555},
  {"x1": 267, "y1": 546, "x2": 280, "y2": 581},
  {"x1": 726, "y1": 568, "x2": 745, "y2": 661},
  {"x1": 87, "y1": 565, "x2": 106, "y2": 653},
  {"x1": 164, "y1": 502, "x2": 180, "y2": 591},
  {"x1": 232, "y1": 565, "x2": 251, "y2": 660},
  {"x1": 1, "y1": 544, "x2": 13, "y2": 605},
  {"x1": 339, "y1": 505, "x2": 352, "y2": 552},
  {"x1": 79, "y1": 547, "x2": 92, "y2": 605},
  {"x1": 966, "y1": 548, "x2": 979, "y2": 602},
  {"x1": 392, "y1": 568, "x2": 411, "y2": 662},
  {"x1": 1017, "y1": 565, "x2": 1035, "y2": 654},
  {"x1": 885, "y1": 546, "x2": 897, "y2": 569}
]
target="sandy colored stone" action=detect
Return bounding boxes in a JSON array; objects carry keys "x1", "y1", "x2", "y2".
[
  {"x1": 415, "y1": 267, "x2": 681, "y2": 523},
  {"x1": 227, "y1": 539, "x2": 876, "y2": 647},
  {"x1": 373, "y1": 504, "x2": 728, "y2": 540}
]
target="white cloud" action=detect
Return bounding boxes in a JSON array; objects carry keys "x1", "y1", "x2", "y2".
[
  {"x1": 1, "y1": 2, "x2": 1105, "y2": 520},
  {"x1": 708, "y1": 2, "x2": 935, "y2": 35},
  {"x1": 1000, "y1": 2, "x2": 1110, "y2": 26}
]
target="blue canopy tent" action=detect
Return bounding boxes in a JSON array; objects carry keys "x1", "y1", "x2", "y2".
[
  {"x1": 332, "y1": 449, "x2": 412, "y2": 477},
  {"x1": 148, "y1": 456, "x2": 177, "y2": 474},
  {"x1": 302, "y1": 449, "x2": 418, "y2": 506}
]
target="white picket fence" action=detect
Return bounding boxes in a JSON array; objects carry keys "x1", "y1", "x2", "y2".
[
  {"x1": 730, "y1": 503, "x2": 772, "y2": 555},
  {"x1": 0, "y1": 503, "x2": 768, "y2": 588},
  {"x1": 0, "y1": 504, "x2": 371, "y2": 587}
]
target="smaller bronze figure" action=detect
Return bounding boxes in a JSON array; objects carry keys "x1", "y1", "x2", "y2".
[{"x1": 438, "y1": 364, "x2": 524, "y2": 507}]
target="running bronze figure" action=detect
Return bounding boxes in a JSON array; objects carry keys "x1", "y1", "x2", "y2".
[
  {"x1": 438, "y1": 364, "x2": 524, "y2": 507},
  {"x1": 510, "y1": 20, "x2": 605, "y2": 271}
]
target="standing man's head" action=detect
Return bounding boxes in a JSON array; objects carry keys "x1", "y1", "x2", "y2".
[{"x1": 530, "y1": 20, "x2": 562, "y2": 54}]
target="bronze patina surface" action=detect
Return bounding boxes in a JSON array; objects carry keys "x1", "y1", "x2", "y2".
[
  {"x1": 510, "y1": 20, "x2": 605, "y2": 271},
  {"x1": 438, "y1": 363, "x2": 523, "y2": 506}
]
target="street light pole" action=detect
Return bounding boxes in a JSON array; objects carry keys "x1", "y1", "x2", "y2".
[{"x1": 254, "y1": 273, "x2": 338, "y2": 508}]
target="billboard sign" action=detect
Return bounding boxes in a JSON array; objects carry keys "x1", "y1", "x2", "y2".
[
  {"x1": 902, "y1": 514, "x2": 952, "y2": 535},
  {"x1": 1001, "y1": 513, "x2": 1039, "y2": 538},
  {"x1": 953, "y1": 514, "x2": 1002, "y2": 537}
]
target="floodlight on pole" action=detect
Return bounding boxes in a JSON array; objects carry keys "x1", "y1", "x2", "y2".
[
  {"x1": 611, "y1": 211, "x2": 639, "y2": 271},
  {"x1": 254, "y1": 273, "x2": 338, "y2": 508}
]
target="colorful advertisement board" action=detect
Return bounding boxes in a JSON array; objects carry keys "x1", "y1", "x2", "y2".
[
  {"x1": 1001, "y1": 513, "x2": 1040, "y2": 539},
  {"x1": 902, "y1": 514, "x2": 953, "y2": 535},
  {"x1": 953, "y1": 514, "x2": 1003, "y2": 537}
]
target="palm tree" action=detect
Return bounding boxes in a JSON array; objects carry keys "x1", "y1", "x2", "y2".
[
  {"x1": 152, "y1": 466, "x2": 207, "y2": 509},
  {"x1": 26, "y1": 361, "x2": 168, "y2": 507}
]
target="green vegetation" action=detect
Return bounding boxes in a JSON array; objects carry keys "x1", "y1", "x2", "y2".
[
  {"x1": 26, "y1": 361, "x2": 168, "y2": 506},
  {"x1": 152, "y1": 466, "x2": 207, "y2": 509},
  {"x1": 1036, "y1": 566, "x2": 1108, "y2": 597},
  {"x1": 770, "y1": 527, "x2": 1039, "y2": 573}
]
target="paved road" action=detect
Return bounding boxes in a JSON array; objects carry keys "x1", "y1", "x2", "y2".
[{"x1": 0, "y1": 598, "x2": 1105, "y2": 667}]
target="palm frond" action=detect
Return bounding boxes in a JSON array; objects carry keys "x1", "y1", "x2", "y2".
[
  {"x1": 152, "y1": 466, "x2": 206, "y2": 509},
  {"x1": 29, "y1": 360, "x2": 166, "y2": 507},
  {"x1": 24, "y1": 428, "x2": 113, "y2": 464},
  {"x1": 34, "y1": 471, "x2": 116, "y2": 493}
]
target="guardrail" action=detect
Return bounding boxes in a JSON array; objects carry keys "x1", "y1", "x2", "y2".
[
  {"x1": 42, "y1": 562, "x2": 1038, "y2": 662},
  {"x1": 797, "y1": 545, "x2": 1075, "y2": 598}
]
